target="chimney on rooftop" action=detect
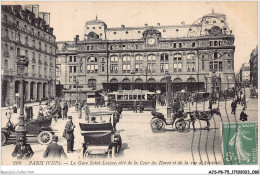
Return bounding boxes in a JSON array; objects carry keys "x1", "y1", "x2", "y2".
[
  {"x1": 25, "y1": 5, "x2": 33, "y2": 12},
  {"x1": 44, "y1": 12, "x2": 50, "y2": 25},
  {"x1": 32, "y1": 5, "x2": 39, "y2": 18},
  {"x1": 39, "y1": 12, "x2": 44, "y2": 19},
  {"x1": 144, "y1": 23, "x2": 148, "y2": 27},
  {"x1": 121, "y1": 25, "x2": 125, "y2": 28},
  {"x1": 181, "y1": 21, "x2": 185, "y2": 25},
  {"x1": 157, "y1": 23, "x2": 160, "y2": 26}
]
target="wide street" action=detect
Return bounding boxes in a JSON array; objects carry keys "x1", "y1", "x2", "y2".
[{"x1": 1, "y1": 88, "x2": 258, "y2": 165}]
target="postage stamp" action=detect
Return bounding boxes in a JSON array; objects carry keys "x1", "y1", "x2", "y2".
[{"x1": 222, "y1": 122, "x2": 258, "y2": 165}]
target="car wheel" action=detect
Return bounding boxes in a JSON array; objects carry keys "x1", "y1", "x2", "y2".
[
  {"x1": 1, "y1": 132, "x2": 7, "y2": 146},
  {"x1": 37, "y1": 131, "x2": 53, "y2": 145},
  {"x1": 150, "y1": 119, "x2": 164, "y2": 132}
]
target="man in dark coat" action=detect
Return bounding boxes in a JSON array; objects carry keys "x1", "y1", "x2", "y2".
[
  {"x1": 231, "y1": 100, "x2": 237, "y2": 114},
  {"x1": 43, "y1": 136, "x2": 67, "y2": 159},
  {"x1": 12, "y1": 136, "x2": 34, "y2": 160},
  {"x1": 240, "y1": 108, "x2": 248, "y2": 122},
  {"x1": 133, "y1": 100, "x2": 137, "y2": 113},
  {"x1": 65, "y1": 116, "x2": 76, "y2": 153},
  {"x1": 63, "y1": 102, "x2": 68, "y2": 119},
  {"x1": 139, "y1": 101, "x2": 144, "y2": 113}
]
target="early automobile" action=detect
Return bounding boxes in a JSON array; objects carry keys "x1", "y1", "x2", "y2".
[
  {"x1": 1, "y1": 117, "x2": 55, "y2": 146},
  {"x1": 79, "y1": 112, "x2": 122, "y2": 158}
]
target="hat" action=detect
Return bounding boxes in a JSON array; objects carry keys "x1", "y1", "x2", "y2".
[
  {"x1": 68, "y1": 116, "x2": 72, "y2": 119},
  {"x1": 52, "y1": 135, "x2": 58, "y2": 142}
]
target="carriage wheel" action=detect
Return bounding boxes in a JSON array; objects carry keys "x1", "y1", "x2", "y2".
[
  {"x1": 37, "y1": 131, "x2": 53, "y2": 145},
  {"x1": 1, "y1": 132, "x2": 7, "y2": 146},
  {"x1": 150, "y1": 119, "x2": 165, "y2": 132},
  {"x1": 175, "y1": 120, "x2": 189, "y2": 132}
]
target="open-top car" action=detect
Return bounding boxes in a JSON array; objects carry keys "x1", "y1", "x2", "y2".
[
  {"x1": 1, "y1": 117, "x2": 55, "y2": 146},
  {"x1": 79, "y1": 112, "x2": 122, "y2": 158}
]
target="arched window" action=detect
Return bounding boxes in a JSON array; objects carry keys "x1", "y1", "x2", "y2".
[
  {"x1": 187, "y1": 77, "x2": 196, "y2": 82},
  {"x1": 110, "y1": 78, "x2": 118, "y2": 83},
  {"x1": 122, "y1": 78, "x2": 131, "y2": 83},
  {"x1": 122, "y1": 55, "x2": 131, "y2": 73},
  {"x1": 173, "y1": 53, "x2": 182, "y2": 72},
  {"x1": 16, "y1": 48, "x2": 20, "y2": 56},
  {"x1": 187, "y1": 53, "x2": 195, "y2": 72},
  {"x1": 135, "y1": 55, "x2": 143, "y2": 72},
  {"x1": 110, "y1": 55, "x2": 118, "y2": 73},
  {"x1": 173, "y1": 78, "x2": 182, "y2": 82},
  {"x1": 147, "y1": 54, "x2": 156, "y2": 73},
  {"x1": 147, "y1": 78, "x2": 156, "y2": 83},
  {"x1": 135, "y1": 78, "x2": 143, "y2": 83},
  {"x1": 160, "y1": 53, "x2": 169, "y2": 73}
]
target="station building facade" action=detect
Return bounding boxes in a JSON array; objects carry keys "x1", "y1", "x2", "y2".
[
  {"x1": 1, "y1": 5, "x2": 56, "y2": 106},
  {"x1": 56, "y1": 11, "x2": 235, "y2": 96}
]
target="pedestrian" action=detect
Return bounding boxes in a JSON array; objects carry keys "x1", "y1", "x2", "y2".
[
  {"x1": 208, "y1": 99, "x2": 212, "y2": 110},
  {"x1": 240, "y1": 108, "x2": 248, "y2": 122},
  {"x1": 12, "y1": 136, "x2": 34, "y2": 160},
  {"x1": 116, "y1": 103, "x2": 123, "y2": 119},
  {"x1": 38, "y1": 106, "x2": 45, "y2": 120},
  {"x1": 63, "y1": 101, "x2": 68, "y2": 119},
  {"x1": 231, "y1": 99, "x2": 237, "y2": 114},
  {"x1": 39, "y1": 98, "x2": 42, "y2": 105},
  {"x1": 84, "y1": 104, "x2": 90, "y2": 122},
  {"x1": 43, "y1": 136, "x2": 67, "y2": 159},
  {"x1": 65, "y1": 116, "x2": 76, "y2": 153},
  {"x1": 133, "y1": 100, "x2": 137, "y2": 113},
  {"x1": 139, "y1": 100, "x2": 143, "y2": 113},
  {"x1": 78, "y1": 101, "x2": 83, "y2": 119}
]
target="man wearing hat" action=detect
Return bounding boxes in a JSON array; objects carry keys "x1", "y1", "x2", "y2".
[
  {"x1": 65, "y1": 116, "x2": 76, "y2": 153},
  {"x1": 240, "y1": 108, "x2": 248, "y2": 122},
  {"x1": 43, "y1": 136, "x2": 67, "y2": 159},
  {"x1": 12, "y1": 136, "x2": 34, "y2": 160},
  {"x1": 38, "y1": 106, "x2": 44, "y2": 120}
]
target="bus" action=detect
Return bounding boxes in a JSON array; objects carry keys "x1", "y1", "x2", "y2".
[{"x1": 107, "y1": 90, "x2": 156, "y2": 110}]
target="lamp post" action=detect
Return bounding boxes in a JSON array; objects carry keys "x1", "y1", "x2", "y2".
[
  {"x1": 165, "y1": 71, "x2": 172, "y2": 119},
  {"x1": 75, "y1": 79, "x2": 79, "y2": 111},
  {"x1": 47, "y1": 77, "x2": 52, "y2": 106},
  {"x1": 131, "y1": 71, "x2": 135, "y2": 90},
  {"x1": 16, "y1": 55, "x2": 29, "y2": 144}
]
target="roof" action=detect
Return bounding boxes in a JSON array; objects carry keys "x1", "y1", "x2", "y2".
[{"x1": 85, "y1": 19, "x2": 106, "y2": 25}]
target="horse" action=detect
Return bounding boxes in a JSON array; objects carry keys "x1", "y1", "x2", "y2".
[{"x1": 188, "y1": 108, "x2": 221, "y2": 131}]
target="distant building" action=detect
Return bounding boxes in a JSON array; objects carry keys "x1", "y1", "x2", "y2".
[
  {"x1": 1, "y1": 5, "x2": 56, "y2": 106},
  {"x1": 56, "y1": 11, "x2": 235, "y2": 98},
  {"x1": 238, "y1": 63, "x2": 250, "y2": 87},
  {"x1": 249, "y1": 45, "x2": 258, "y2": 88}
]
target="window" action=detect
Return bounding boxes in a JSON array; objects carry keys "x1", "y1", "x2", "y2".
[
  {"x1": 173, "y1": 43, "x2": 176, "y2": 48},
  {"x1": 25, "y1": 37, "x2": 28, "y2": 45},
  {"x1": 179, "y1": 43, "x2": 182, "y2": 48},
  {"x1": 17, "y1": 33, "x2": 20, "y2": 42},
  {"x1": 187, "y1": 62, "x2": 195, "y2": 72},
  {"x1": 135, "y1": 55, "x2": 143, "y2": 61},
  {"x1": 87, "y1": 56, "x2": 98, "y2": 73},
  {"x1": 74, "y1": 66, "x2": 77, "y2": 73},
  {"x1": 39, "y1": 42, "x2": 41, "y2": 50},
  {"x1": 101, "y1": 64, "x2": 105, "y2": 72},
  {"x1": 111, "y1": 56, "x2": 118, "y2": 62},
  {"x1": 147, "y1": 54, "x2": 156, "y2": 73},
  {"x1": 45, "y1": 44, "x2": 47, "y2": 51},
  {"x1": 88, "y1": 79, "x2": 96, "y2": 89},
  {"x1": 38, "y1": 66, "x2": 41, "y2": 76},
  {"x1": 74, "y1": 56, "x2": 77, "y2": 62},
  {"x1": 122, "y1": 55, "x2": 131, "y2": 73},
  {"x1": 110, "y1": 64, "x2": 118, "y2": 73},
  {"x1": 202, "y1": 61, "x2": 205, "y2": 70},
  {"x1": 209, "y1": 61, "x2": 223, "y2": 72},
  {"x1": 38, "y1": 31, "x2": 40, "y2": 37},
  {"x1": 32, "y1": 40, "x2": 35, "y2": 47},
  {"x1": 5, "y1": 29, "x2": 8, "y2": 38},
  {"x1": 16, "y1": 21, "x2": 19, "y2": 27},
  {"x1": 187, "y1": 54, "x2": 195, "y2": 61},
  {"x1": 24, "y1": 25, "x2": 27, "y2": 32},
  {"x1": 227, "y1": 60, "x2": 231, "y2": 70},
  {"x1": 4, "y1": 60, "x2": 8, "y2": 69},
  {"x1": 173, "y1": 54, "x2": 182, "y2": 72},
  {"x1": 32, "y1": 65, "x2": 35, "y2": 74},
  {"x1": 17, "y1": 48, "x2": 20, "y2": 56},
  {"x1": 135, "y1": 55, "x2": 143, "y2": 72},
  {"x1": 25, "y1": 50, "x2": 28, "y2": 57},
  {"x1": 31, "y1": 28, "x2": 34, "y2": 35},
  {"x1": 160, "y1": 54, "x2": 168, "y2": 61},
  {"x1": 214, "y1": 52, "x2": 218, "y2": 59},
  {"x1": 70, "y1": 56, "x2": 72, "y2": 62},
  {"x1": 4, "y1": 44, "x2": 8, "y2": 55},
  {"x1": 69, "y1": 66, "x2": 72, "y2": 73}
]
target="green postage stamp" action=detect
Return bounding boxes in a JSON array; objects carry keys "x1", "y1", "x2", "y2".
[{"x1": 222, "y1": 122, "x2": 258, "y2": 165}]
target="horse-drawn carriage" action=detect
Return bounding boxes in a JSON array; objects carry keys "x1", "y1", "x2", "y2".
[
  {"x1": 1, "y1": 117, "x2": 55, "y2": 146},
  {"x1": 250, "y1": 88, "x2": 258, "y2": 98},
  {"x1": 79, "y1": 112, "x2": 122, "y2": 158},
  {"x1": 150, "y1": 108, "x2": 221, "y2": 132}
]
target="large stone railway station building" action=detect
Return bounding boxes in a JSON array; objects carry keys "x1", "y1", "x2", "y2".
[
  {"x1": 56, "y1": 11, "x2": 235, "y2": 98},
  {"x1": 1, "y1": 5, "x2": 56, "y2": 106}
]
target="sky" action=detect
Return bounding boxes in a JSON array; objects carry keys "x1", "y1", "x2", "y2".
[{"x1": 2, "y1": 1, "x2": 258, "y2": 72}]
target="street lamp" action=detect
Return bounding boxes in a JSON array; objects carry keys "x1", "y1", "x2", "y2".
[
  {"x1": 165, "y1": 71, "x2": 172, "y2": 119},
  {"x1": 75, "y1": 79, "x2": 79, "y2": 111},
  {"x1": 16, "y1": 55, "x2": 29, "y2": 144},
  {"x1": 47, "y1": 77, "x2": 52, "y2": 106}
]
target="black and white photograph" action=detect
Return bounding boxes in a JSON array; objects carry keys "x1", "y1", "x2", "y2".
[{"x1": 0, "y1": 1, "x2": 259, "y2": 174}]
